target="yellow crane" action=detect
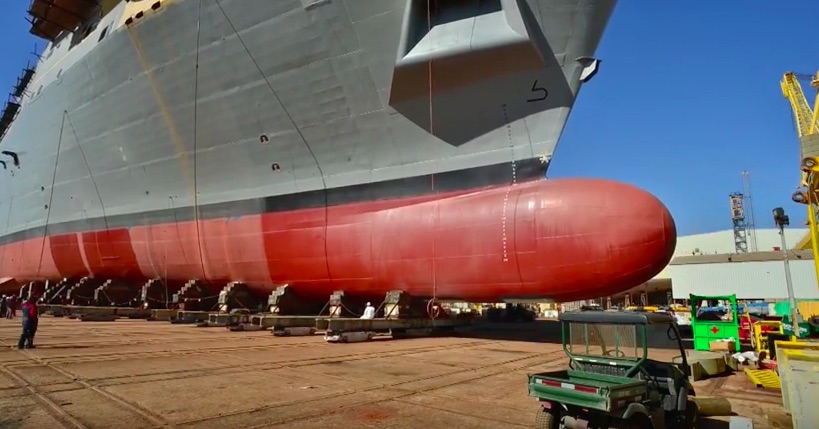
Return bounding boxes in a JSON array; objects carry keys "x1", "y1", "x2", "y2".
[{"x1": 784, "y1": 71, "x2": 819, "y2": 285}]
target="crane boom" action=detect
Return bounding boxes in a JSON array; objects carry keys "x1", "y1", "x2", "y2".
[
  {"x1": 784, "y1": 71, "x2": 819, "y2": 292},
  {"x1": 781, "y1": 72, "x2": 819, "y2": 143}
]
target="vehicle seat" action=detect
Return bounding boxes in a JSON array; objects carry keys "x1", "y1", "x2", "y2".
[
  {"x1": 638, "y1": 359, "x2": 685, "y2": 411},
  {"x1": 642, "y1": 359, "x2": 674, "y2": 378}
]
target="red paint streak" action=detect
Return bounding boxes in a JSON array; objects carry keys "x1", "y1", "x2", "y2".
[
  {"x1": 81, "y1": 229, "x2": 144, "y2": 280},
  {"x1": 48, "y1": 233, "x2": 89, "y2": 277},
  {"x1": 0, "y1": 237, "x2": 58, "y2": 283},
  {"x1": 357, "y1": 409, "x2": 392, "y2": 421},
  {"x1": 134, "y1": 221, "x2": 206, "y2": 281},
  {"x1": 0, "y1": 179, "x2": 676, "y2": 302},
  {"x1": 262, "y1": 206, "x2": 328, "y2": 284}
]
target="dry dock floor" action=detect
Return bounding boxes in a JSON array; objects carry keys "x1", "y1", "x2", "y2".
[{"x1": 0, "y1": 317, "x2": 787, "y2": 429}]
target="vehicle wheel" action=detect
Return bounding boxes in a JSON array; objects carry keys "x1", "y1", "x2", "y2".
[
  {"x1": 534, "y1": 407, "x2": 558, "y2": 429},
  {"x1": 623, "y1": 413, "x2": 652, "y2": 429},
  {"x1": 686, "y1": 400, "x2": 700, "y2": 428}
]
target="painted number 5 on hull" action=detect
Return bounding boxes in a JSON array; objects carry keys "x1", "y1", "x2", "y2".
[{"x1": 527, "y1": 80, "x2": 548, "y2": 103}]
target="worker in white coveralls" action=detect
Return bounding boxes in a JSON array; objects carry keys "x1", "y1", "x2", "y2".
[{"x1": 361, "y1": 302, "x2": 376, "y2": 319}]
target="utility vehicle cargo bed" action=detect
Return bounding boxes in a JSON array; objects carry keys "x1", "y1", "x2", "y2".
[{"x1": 528, "y1": 369, "x2": 648, "y2": 412}]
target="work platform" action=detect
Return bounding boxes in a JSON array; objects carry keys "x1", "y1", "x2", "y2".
[
  {"x1": 35, "y1": 305, "x2": 471, "y2": 340},
  {"x1": 211, "y1": 313, "x2": 468, "y2": 338},
  {"x1": 111, "y1": 309, "x2": 466, "y2": 341},
  {"x1": 40, "y1": 304, "x2": 151, "y2": 320},
  {"x1": 265, "y1": 315, "x2": 467, "y2": 337},
  {"x1": 321, "y1": 316, "x2": 463, "y2": 335}
]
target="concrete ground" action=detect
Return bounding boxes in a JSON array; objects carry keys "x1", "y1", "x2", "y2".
[{"x1": 0, "y1": 317, "x2": 789, "y2": 429}]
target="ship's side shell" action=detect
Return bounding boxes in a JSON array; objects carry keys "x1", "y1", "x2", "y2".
[
  {"x1": 0, "y1": 178, "x2": 675, "y2": 303},
  {"x1": 0, "y1": 0, "x2": 626, "y2": 301}
]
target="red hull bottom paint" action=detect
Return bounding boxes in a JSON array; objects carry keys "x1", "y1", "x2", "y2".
[{"x1": 0, "y1": 178, "x2": 676, "y2": 303}]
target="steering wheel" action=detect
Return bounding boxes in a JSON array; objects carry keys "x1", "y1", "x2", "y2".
[{"x1": 604, "y1": 349, "x2": 626, "y2": 358}]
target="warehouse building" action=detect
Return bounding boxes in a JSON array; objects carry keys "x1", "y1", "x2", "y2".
[
  {"x1": 669, "y1": 250, "x2": 818, "y2": 300},
  {"x1": 603, "y1": 227, "x2": 813, "y2": 307}
]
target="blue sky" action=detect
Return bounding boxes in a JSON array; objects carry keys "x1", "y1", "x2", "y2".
[
  {"x1": 0, "y1": 2, "x2": 816, "y2": 236},
  {"x1": 0, "y1": 2, "x2": 36, "y2": 82},
  {"x1": 550, "y1": 1, "x2": 819, "y2": 235}
]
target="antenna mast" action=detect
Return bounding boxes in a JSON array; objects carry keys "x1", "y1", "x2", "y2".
[
  {"x1": 730, "y1": 192, "x2": 749, "y2": 253},
  {"x1": 742, "y1": 171, "x2": 758, "y2": 252}
]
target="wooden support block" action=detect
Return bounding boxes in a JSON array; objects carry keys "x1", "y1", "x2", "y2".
[
  {"x1": 766, "y1": 408, "x2": 793, "y2": 428},
  {"x1": 692, "y1": 396, "x2": 732, "y2": 417}
]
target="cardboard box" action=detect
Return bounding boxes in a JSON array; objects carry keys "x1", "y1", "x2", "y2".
[{"x1": 709, "y1": 340, "x2": 736, "y2": 352}]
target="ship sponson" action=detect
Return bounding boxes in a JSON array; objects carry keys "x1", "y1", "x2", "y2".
[{"x1": 0, "y1": 0, "x2": 642, "y2": 303}]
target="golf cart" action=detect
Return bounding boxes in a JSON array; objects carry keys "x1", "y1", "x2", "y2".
[{"x1": 527, "y1": 311, "x2": 698, "y2": 429}]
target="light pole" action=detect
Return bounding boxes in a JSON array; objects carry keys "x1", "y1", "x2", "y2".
[{"x1": 773, "y1": 207, "x2": 802, "y2": 336}]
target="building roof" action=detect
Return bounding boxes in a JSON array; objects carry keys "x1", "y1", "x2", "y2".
[
  {"x1": 672, "y1": 228, "x2": 808, "y2": 257},
  {"x1": 651, "y1": 228, "x2": 809, "y2": 280},
  {"x1": 670, "y1": 249, "x2": 814, "y2": 265}
]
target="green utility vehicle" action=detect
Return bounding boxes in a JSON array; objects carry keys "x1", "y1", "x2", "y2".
[
  {"x1": 527, "y1": 311, "x2": 698, "y2": 429},
  {"x1": 690, "y1": 294, "x2": 741, "y2": 352}
]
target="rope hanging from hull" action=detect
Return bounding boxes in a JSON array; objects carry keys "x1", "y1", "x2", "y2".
[{"x1": 425, "y1": 0, "x2": 440, "y2": 321}]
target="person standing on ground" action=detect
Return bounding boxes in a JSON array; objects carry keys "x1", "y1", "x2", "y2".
[
  {"x1": 6, "y1": 295, "x2": 16, "y2": 318},
  {"x1": 0, "y1": 295, "x2": 6, "y2": 320},
  {"x1": 360, "y1": 302, "x2": 376, "y2": 319},
  {"x1": 17, "y1": 296, "x2": 38, "y2": 349}
]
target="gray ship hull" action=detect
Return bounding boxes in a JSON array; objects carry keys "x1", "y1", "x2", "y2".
[{"x1": 0, "y1": 0, "x2": 621, "y2": 302}]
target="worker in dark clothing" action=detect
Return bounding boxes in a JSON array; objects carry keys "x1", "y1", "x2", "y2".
[
  {"x1": 18, "y1": 296, "x2": 39, "y2": 349},
  {"x1": 7, "y1": 295, "x2": 17, "y2": 318},
  {"x1": 0, "y1": 296, "x2": 6, "y2": 320}
]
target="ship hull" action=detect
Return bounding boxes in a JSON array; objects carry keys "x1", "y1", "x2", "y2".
[
  {"x1": 0, "y1": 0, "x2": 629, "y2": 301},
  {"x1": 0, "y1": 173, "x2": 676, "y2": 303}
]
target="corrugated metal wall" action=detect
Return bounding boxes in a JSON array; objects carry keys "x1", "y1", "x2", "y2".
[
  {"x1": 673, "y1": 228, "x2": 808, "y2": 257},
  {"x1": 670, "y1": 260, "x2": 819, "y2": 300},
  {"x1": 653, "y1": 228, "x2": 808, "y2": 281}
]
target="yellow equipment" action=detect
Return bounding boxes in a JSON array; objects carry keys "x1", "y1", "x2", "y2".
[
  {"x1": 752, "y1": 319, "x2": 784, "y2": 354},
  {"x1": 744, "y1": 367, "x2": 781, "y2": 389},
  {"x1": 625, "y1": 305, "x2": 659, "y2": 312},
  {"x1": 783, "y1": 71, "x2": 819, "y2": 287}
]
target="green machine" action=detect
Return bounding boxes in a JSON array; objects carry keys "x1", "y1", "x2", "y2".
[
  {"x1": 527, "y1": 311, "x2": 698, "y2": 429},
  {"x1": 773, "y1": 301, "x2": 815, "y2": 338},
  {"x1": 690, "y1": 294, "x2": 741, "y2": 352},
  {"x1": 778, "y1": 316, "x2": 814, "y2": 338}
]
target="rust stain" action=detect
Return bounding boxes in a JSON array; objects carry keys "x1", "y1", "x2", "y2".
[{"x1": 357, "y1": 409, "x2": 392, "y2": 421}]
